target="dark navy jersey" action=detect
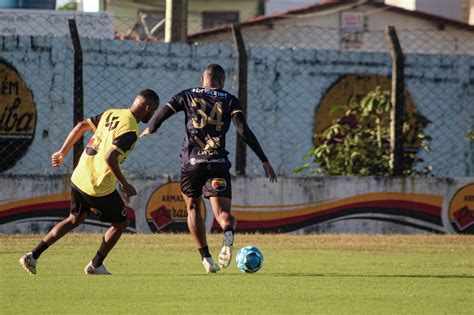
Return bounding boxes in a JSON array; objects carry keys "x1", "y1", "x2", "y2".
[{"x1": 166, "y1": 87, "x2": 243, "y2": 171}]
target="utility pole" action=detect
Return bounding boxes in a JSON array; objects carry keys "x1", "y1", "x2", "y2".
[
  {"x1": 385, "y1": 26, "x2": 405, "y2": 176},
  {"x1": 165, "y1": 0, "x2": 188, "y2": 42}
]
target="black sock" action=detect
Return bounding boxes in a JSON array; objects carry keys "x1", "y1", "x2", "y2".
[
  {"x1": 198, "y1": 246, "x2": 211, "y2": 259},
  {"x1": 92, "y1": 251, "x2": 106, "y2": 268},
  {"x1": 31, "y1": 241, "x2": 49, "y2": 260},
  {"x1": 223, "y1": 225, "x2": 234, "y2": 234}
]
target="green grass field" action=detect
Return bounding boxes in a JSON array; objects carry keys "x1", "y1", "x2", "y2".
[{"x1": 1, "y1": 233, "x2": 473, "y2": 314}]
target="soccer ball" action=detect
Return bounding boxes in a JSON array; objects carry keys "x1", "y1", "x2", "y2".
[{"x1": 236, "y1": 246, "x2": 264, "y2": 273}]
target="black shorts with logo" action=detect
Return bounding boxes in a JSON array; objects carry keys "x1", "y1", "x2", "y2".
[
  {"x1": 181, "y1": 169, "x2": 232, "y2": 199},
  {"x1": 70, "y1": 184, "x2": 127, "y2": 223}
]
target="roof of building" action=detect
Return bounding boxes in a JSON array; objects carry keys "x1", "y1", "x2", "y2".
[{"x1": 188, "y1": 0, "x2": 474, "y2": 41}]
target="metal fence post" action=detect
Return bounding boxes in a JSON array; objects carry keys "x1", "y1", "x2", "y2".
[
  {"x1": 68, "y1": 19, "x2": 84, "y2": 169},
  {"x1": 385, "y1": 26, "x2": 405, "y2": 176},
  {"x1": 231, "y1": 23, "x2": 248, "y2": 176}
]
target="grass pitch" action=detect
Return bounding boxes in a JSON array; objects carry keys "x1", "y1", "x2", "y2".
[{"x1": 1, "y1": 233, "x2": 473, "y2": 314}]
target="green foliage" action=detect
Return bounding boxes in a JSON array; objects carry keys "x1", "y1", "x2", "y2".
[
  {"x1": 295, "y1": 87, "x2": 432, "y2": 176},
  {"x1": 57, "y1": 2, "x2": 77, "y2": 11},
  {"x1": 466, "y1": 131, "x2": 474, "y2": 141}
]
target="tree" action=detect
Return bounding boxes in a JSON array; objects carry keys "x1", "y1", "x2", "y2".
[{"x1": 294, "y1": 87, "x2": 432, "y2": 176}]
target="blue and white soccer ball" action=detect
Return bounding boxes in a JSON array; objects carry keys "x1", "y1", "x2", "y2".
[{"x1": 236, "y1": 246, "x2": 264, "y2": 273}]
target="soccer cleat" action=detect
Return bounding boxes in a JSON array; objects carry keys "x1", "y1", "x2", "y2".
[
  {"x1": 218, "y1": 231, "x2": 234, "y2": 268},
  {"x1": 202, "y1": 257, "x2": 220, "y2": 273},
  {"x1": 84, "y1": 261, "x2": 111, "y2": 275},
  {"x1": 19, "y1": 252, "x2": 37, "y2": 275}
]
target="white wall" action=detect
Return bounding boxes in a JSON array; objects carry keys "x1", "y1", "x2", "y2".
[
  {"x1": 1, "y1": 35, "x2": 473, "y2": 177},
  {"x1": 1, "y1": 175, "x2": 473, "y2": 234}
]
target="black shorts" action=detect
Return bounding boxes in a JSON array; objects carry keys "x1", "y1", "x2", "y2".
[
  {"x1": 181, "y1": 169, "x2": 232, "y2": 199},
  {"x1": 70, "y1": 184, "x2": 127, "y2": 223}
]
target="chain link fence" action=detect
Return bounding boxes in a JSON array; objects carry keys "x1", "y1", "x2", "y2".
[{"x1": 1, "y1": 11, "x2": 473, "y2": 178}]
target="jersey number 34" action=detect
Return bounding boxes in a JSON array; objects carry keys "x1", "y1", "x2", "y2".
[{"x1": 191, "y1": 98, "x2": 223, "y2": 131}]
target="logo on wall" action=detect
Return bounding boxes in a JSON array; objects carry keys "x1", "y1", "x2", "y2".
[
  {"x1": 0, "y1": 60, "x2": 37, "y2": 172},
  {"x1": 448, "y1": 184, "x2": 474, "y2": 234},
  {"x1": 146, "y1": 182, "x2": 206, "y2": 232}
]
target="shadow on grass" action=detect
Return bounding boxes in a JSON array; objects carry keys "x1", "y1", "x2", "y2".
[{"x1": 271, "y1": 273, "x2": 474, "y2": 279}]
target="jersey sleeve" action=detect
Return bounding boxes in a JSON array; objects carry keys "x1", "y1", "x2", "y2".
[
  {"x1": 166, "y1": 92, "x2": 185, "y2": 113},
  {"x1": 232, "y1": 112, "x2": 268, "y2": 163},
  {"x1": 229, "y1": 97, "x2": 244, "y2": 116},
  {"x1": 112, "y1": 131, "x2": 138, "y2": 155},
  {"x1": 87, "y1": 112, "x2": 103, "y2": 131}
]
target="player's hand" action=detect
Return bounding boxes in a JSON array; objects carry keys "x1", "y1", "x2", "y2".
[
  {"x1": 121, "y1": 182, "x2": 137, "y2": 197},
  {"x1": 51, "y1": 151, "x2": 65, "y2": 167},
  {"x1": 140, "y1": 127, "x2": 151, "y2": 138},
  {"x1": 263, "y1": 161, "x2": 277, "y2": 183}
]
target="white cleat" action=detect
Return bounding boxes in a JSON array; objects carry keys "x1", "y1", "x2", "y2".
[
  {"x1": 84, "y1": 261, "x2": 111, "y2": 275},
  {"x1": 19, "y1": 252, "x2": 37, "y2": 275},
  {"x1": 218, "y1": 231, "x2": 234, "y2": 269},
  {"x1": 202, "y1": 257, "x2": 220, "y2": 273}
]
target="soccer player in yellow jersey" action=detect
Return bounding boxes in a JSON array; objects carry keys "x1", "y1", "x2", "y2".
[{"x1": 19, "y1": 89, "x2": 160, "y2": 275}]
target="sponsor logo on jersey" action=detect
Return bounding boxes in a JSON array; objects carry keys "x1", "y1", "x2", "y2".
[
  {"x1": 189, "y1": 157, "x2": 226, "y2": 166},
  {"x1": 192, "y1": 88, "x2": 228, "y2": 98},
  {"x1": 211, "y1": 178, "x2": 227, "y2": 192},
  {"x1": 197, "y1": 149, "x2": 218, "y2": 156}
]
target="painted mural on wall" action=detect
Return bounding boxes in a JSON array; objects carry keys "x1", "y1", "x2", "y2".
[
  {"x1": 0, "y1": 59, "x2": 36, "y2": 172},
  {"x1": 1, "y1": 179, "x2": 473, "y2": 235},
  {"x1": 315, "y1": 73, "x2": 418, "y2": 135},
  {"x1": 217, "y1": 192, "x2": 443, "y2": 233},
  {"x1": 448, "y1": 183, "x2": 474, "y2": 234},
  {"x1": 0, "y1": 192, "x2": 137, "y2": 232},
  {"x1": 146, "y1": 182, "x2": 206, "y2": 232}
]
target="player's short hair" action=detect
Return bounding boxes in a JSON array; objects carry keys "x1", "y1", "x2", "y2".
[
  {"x1": 203, "y1": 64, "x2": 225, "y2": 82},
  {"x1": 138, "y1": 89, "x2": 159, "y2": 104}
]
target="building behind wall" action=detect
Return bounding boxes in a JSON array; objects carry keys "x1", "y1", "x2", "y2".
[{"x1": 386, "y1": 0, "x2": 474, "y2": 25}]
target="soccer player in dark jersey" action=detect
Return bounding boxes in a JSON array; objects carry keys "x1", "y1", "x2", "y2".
[
  {"x1": 141, "y1": 64, "x2": 277, "y2": 273},
  {"x1": 19, "y1": 89, "x2": 160, "y2": 275}
]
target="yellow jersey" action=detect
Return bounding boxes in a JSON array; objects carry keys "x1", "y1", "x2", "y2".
[{"x1": 71, "y1": 108, "x2": 139, "y2": 197}]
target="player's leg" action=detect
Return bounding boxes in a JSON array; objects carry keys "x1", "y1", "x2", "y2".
[
  {"x1": 181, "y1": 170, "x2": 219, "y2": 273},
  {"x1": 209, "y1": 197, "x2": 235, "y2": 268},
  {"x1": 182, "y1": 193, "x2": 219, "y2": 273},
  {"x1": 182, "y1": 194, "x2": 207, "y2": 250},
  {"x1": 19, "y1": 186, "x2": 89, "y2": 275},
  {"x1": 203, "y1": 173, "x2": 235, "y2": 269},
  {"x1": 84, "y1": 190, "x2": 128, "y2": 275}
]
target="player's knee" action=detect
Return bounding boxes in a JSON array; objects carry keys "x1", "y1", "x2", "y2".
[
  {"x1": 69, "y1": 214, "x2": 85, "y2": 226},
  {"x1": 186, "y1": 201, "x2": 200, "y2": 213},
  {"x1": 218, "y1": 211, "x2": 233, "y2": 222}
]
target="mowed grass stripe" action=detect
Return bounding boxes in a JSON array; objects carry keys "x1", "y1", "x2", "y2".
[{"x1": 1, "y1": 234, "x2": 473, "y2": 314}]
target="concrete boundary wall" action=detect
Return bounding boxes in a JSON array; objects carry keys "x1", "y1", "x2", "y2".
[
  {"x1": 1, "y1": 35, "x2": 473, "y2": 177},
  {"x1": 1, "y1": 175, "x2": 473, "y2": 235}
]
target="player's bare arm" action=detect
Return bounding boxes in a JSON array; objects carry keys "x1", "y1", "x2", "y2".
[
  {"x1": 104, "y1": 148, "x2": 137, "y2": 197},
  {"x1": 52, "y1": 120, "x2": 93, "y2": 167},
  {"x1": 232, "y1": 112, "x2": 277, "y2": 182}
]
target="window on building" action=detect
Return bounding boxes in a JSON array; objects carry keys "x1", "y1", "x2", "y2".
[{"x1": 202, "y1": 11, "x2": 239, "y2": 29}]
